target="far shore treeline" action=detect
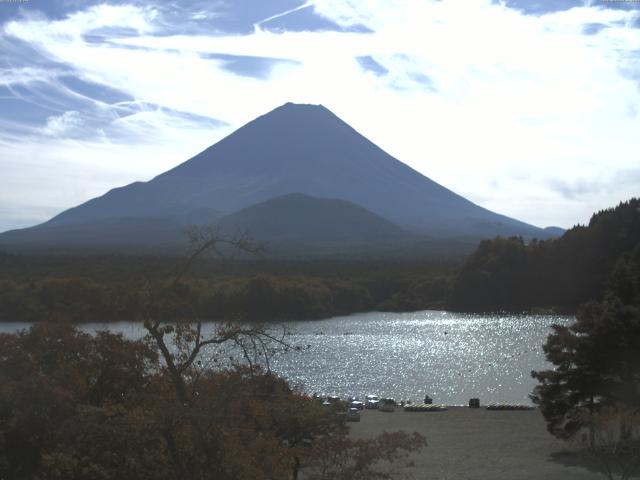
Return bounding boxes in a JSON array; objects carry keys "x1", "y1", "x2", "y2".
[
  {"x1": 451, "y1": 198, "x2": 640, "y2": 313},
  {"x1": 0, "y1": 256, "x2": 454, "y2": 322},
  {"x1": 0, "y1": 198, "x2": 638, "y2": 322}
]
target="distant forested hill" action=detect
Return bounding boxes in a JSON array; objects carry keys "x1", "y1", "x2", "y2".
[{"x1": 450, "y1": 198, "x2": 640, "y2": 313}]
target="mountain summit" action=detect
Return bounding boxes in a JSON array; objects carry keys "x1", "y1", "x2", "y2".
[{"x1": 0, "y1": 102, "x2": 556, "y2": 255}]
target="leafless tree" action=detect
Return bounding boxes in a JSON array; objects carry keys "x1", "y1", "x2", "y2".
[
  {"x1": 142, "y1": 226, "x2": 291, "y2": 403},
  {"x1": 576, "y1": 407, "x2": 640, "y2": 480}
]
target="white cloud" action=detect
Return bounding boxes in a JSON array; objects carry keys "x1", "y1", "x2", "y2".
[
  {"x1": 0, "y1": 66, "x2": 64, "y2": 86},
  {"x1": 4, "y1": 4, "x2": 158, "y2": 41},
  {"x1": 42, "y1": 110, "x2": 83, "y2": 136},
  {"x1": 1, "y1": 0, "x2": 640, "y2": 231}
]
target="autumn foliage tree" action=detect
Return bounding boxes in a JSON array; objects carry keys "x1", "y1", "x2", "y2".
[
  {"x1": 0, "y1": 322, "x2": 161, "y2": 480},
  {"x1": 0, "y1": 228, "x2": 426, "y2": 480}
]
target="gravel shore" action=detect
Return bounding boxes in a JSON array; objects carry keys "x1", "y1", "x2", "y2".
[{"x1": 348, "y1": 406, "x2": 622, "y2": 480}]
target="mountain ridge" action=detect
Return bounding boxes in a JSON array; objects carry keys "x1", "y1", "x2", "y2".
[
  {"x1": 0, "y1": 193, "x2": 472, "y2": 258},
  {"x1": 0, "y1": 102, "x2": 560, "y2": 255}
]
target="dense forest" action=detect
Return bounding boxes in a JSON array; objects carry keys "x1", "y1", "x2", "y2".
[
  {"x1": 450, "y1": 198, "x2": 640, "y2": 313},
  {"x1": 1, "y1": 197, "x2": 637, "y2": 321},
  {"x1": 532, "y1": 243, "x2": 640, "y2": 444},
  {"x1": 0, "y1": 255, "x2": 454, "y2": 322}
]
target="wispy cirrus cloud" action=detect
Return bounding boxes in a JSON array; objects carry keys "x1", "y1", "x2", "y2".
[{"x1": 0, "y1": 0, "x2": 639, "y2": 232}]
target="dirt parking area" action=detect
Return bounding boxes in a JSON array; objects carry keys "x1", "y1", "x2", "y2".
[{"x1": 349, "y1": 406, "x2": 625, "y2": 480}]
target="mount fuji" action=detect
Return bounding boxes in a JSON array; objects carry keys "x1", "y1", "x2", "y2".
[{"x1": 0, "y1": 102, "x2": 558, "y2": 256}]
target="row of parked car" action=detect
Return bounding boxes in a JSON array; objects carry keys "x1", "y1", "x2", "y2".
[
  {"x1": 353, "y1": 396, "x2": 399, "y2": 419},
  {"x1": 349, "y1": 395, "x2": 399, "y2": 421},
  {"x1": 314, "y1": 394, "x2": 402, "y2": 421},
  {"x1": 314, "y1": 393, "x2": 381, "y2": 408},
  {"x1": 350, "y1": 394, "x2": 380, "y2": 410}
]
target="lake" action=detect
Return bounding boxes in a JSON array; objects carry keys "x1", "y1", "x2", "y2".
[{"x1": 0, "y1": 310, "x2": 573, "y2": 405}]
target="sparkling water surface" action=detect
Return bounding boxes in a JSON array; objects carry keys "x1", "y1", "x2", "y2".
[{"x1": 1, "y1": 311, "x2": 573, "y2": 405}]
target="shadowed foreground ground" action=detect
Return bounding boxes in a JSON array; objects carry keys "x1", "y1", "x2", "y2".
[{"x1": 349, "y1": 407, "x2": 634, "y2": 480}]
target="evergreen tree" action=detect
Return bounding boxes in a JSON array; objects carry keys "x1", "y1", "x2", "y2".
[
  {"x1": 532, "y1": 246, "x2": 640, "y2": 444},
  {"x1": 451, "y1": 198, "x2": 640, "y2": 313}
]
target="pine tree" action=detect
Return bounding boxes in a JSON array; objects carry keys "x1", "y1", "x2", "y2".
[{"x1": 532, "y1": 246, "x2": 640, "y2": 445}]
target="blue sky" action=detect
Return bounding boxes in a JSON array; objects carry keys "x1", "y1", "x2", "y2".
[{"x1": 1, "y1": 0, "x2": 639, "y2": 232}]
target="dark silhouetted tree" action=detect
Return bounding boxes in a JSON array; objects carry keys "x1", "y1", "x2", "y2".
[{"x1": 532, "y1": 245, "x2": 640, "y2": 447}]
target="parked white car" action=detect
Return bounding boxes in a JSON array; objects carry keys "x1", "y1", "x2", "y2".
[{"x1": 365, "y1": 394, "x2": 379, "y2": 409}]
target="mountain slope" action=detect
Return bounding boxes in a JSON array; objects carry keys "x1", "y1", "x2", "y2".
[
  {"x1": 0, "y1": 102, "x2": 557, "y2": 255},
  {"x1": 0, "y1": 193, "x2": 476, "y2": 258},
  {"x1": 219, "y1": 193, "x2": 409, "y2": 244},
  {"x1": 0, "y1": 217, "x2": 189, "y2": 253},
  {"x1": 38, "y1": 103, "x2": 549, "y2": 238},
  {"x1": 0, "y1": 194, "x2": 411, "y2": 254},
  {"x1": 215, "y1": 193, "x2": 480, "y2": 258}
]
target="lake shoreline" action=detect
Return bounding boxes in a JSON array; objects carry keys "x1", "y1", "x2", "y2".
[
  {"x1": 0, "y1": 307, "x2": 576, "y2": 324},
  {"x1": 1, "y1": 311, "x2": 574, "y2": 405}
]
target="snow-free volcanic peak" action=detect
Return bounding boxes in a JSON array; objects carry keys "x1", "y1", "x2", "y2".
[{"x1": 0, "y1": 102, "x2": 558, "y2": 254}]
